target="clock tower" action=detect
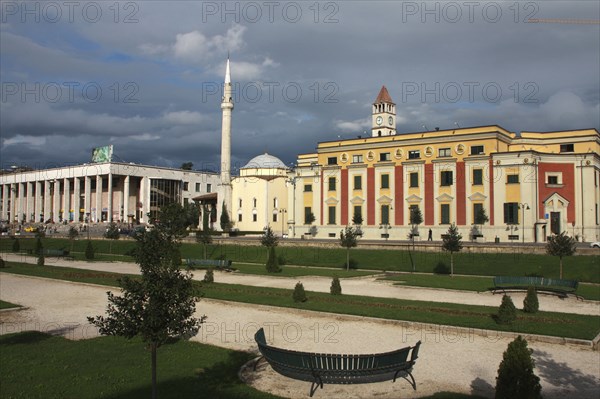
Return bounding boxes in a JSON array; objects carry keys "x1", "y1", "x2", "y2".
[{"x1": 371, "y1": 85, "x2": 396, "y2": 137}]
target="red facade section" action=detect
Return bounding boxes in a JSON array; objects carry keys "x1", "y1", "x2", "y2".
[
  {"x1": 367, "y1": 167, "x2": 375, "y2": 225},
  {"x1": 424, "y1": 163, "x2": 434, "y2": 225},
  {"x1": 489, "y1": 159, "x2": 494, "y2": 225},
  {"x1": 537, "y1": 162, "x2": 576, "y2": 222},
  {"x1": 394, "y1": 165, "x2": 403, "y2": 225},
  {"x1": 456, "y1": 162, "x2": 466, "y2": 225},
  {"x1": 341, "y1": 168, "x2": 348, "y2": 225},
  {"x1": 320, "y1": 170, "x2": 324, "y2": 225}
]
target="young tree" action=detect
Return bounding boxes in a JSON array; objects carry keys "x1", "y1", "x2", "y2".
[
  {"x1": 352, "y1": 209, "x2": 363, "y2": 226},
  {"x1": 474, "y1": 206, "x2": 489, "y2": 229},
  {"x1": 196, "y1": 230, "x2": 213, "y2": 260},
  {"x1": 546, "y1": 231, "x2": 577, "y2": 279},
  {"x1": 442, "y1": 224, "x2": 463, "y2": 277},
  {"x1": 219, "y1": 202, "x2": 232, "y2": 232},
  {"x1": 409, "y1": 206, "x2": 423, "y2": 251},
  {"x1": 88, "y1": 206, "x2": 205, "y2": 399},
  {"x1": 265, "y1": 245, "x2": 282, "y2": 273},
  {"x1": 202, "y1": 205, "x2": 210, "y2": 232},
  {"x1": 523, "y1": 286, "x2": 539, "y2": 313},
  {"x1": 103, "y1": 222, "x2": 120, "y2": 256},
  {"x1": 495, "y1": 336, "x2": 542, "y2": 399},
  {"x1": 293, "y1": 282, "x2": 307, "y2": 303},
  {"x1": 85, "y1": 240, "x2": 95, "y2": 260},
  {"x1": 34, "y1": 235, "x2": 43, "y2": 255},
  {"x1": 496, "y1": 295, "x2": 517, "y2": 325},
  {"x1": 340, "y1": 226, "x2": 359, "y2": 271},
  {"x1": 37, "y1": 251, "x2": 45, "y2": 266},
  {"x1": 203, "y1": 268, "x2": 214, "y2": 283},
  {"x1": 260, "y1": 226, "x2": 279, "y2": 251},
  {"x1": 11, "y1": 238, "x2": 20, "y2": 253},
  {"x1": 68, "y1": 226, "x2": 79, "y2": 254},
  {"x1": 306, "y1": 212, "x2": 316, "y2": 225},
  {"x1": 330, "y1": 276, "x2": 342, "y2": 295}
]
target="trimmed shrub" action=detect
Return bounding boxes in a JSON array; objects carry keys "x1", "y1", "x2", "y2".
[
  {"x1": 12, "y1": 238, "x2": 20, "y2": 253},
  {"x1": 330, "y1": 276, "x2": 342, "y2": 295},
  {"x1": 85, "y1": 240, "x2": 95, "y2": 260},
  {"x1": 37, "y1": 253, "x2": 45, "y2": 267},
  {"x1": 495, "y1": 336, "x2": 542, "y2": 399},
  {"x1": 496, "y1": 295, "x2": 517, "y2": 325},
  {"x1": 203, "y1": 268, "x2": 214, "y2": 283},
  {"x1": 293, "y1": 282, "x2": 307, "y2": 303},
  {"x1": 0, "y1": 257, "x2": 6, "y2": 268},
  {"x1": 523, "y1": 286, "x2": 539, "y2": 313},
  {"x1": 433, "y1": 261, "x2": 450, "y2": 275},
  {"x1": 266, "y1": 246, "x2": 282, "y2": 273}
]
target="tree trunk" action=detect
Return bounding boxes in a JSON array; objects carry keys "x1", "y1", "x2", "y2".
[
  {"x1": 203, "y1": 244, "x2": 207, "y2": 260},
  {"x1": 346, "y1": 249, "x2": 350, "y2": 271},
  {"x1": 450, "y1": 252, "x2": 454, "y2": 277},
  {"x1": 559, "y1": 257, "x2": 563, "y2": 279},
  {"x1": 151, "y1": 343, "x2": 157, "y2": 399}
]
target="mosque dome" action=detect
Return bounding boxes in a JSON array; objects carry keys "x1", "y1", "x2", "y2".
[{"x1": 241, "y1": 153, "x2": 287, "y2": 169}]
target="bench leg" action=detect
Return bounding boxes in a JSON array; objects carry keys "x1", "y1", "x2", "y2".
[
  {"x1": 393, "y1": 369, "x2": 417, "y2": 390},
  {"x1": 309, "y1": 374, "x2": 323, "y2": 397},
  {"x1": 252, "y1": 356, "x2": 264, "y2": 371}
]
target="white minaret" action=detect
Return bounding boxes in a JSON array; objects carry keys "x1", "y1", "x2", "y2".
[{"x1": 219, "y1": 57, "x2": 233, "y2": 222}]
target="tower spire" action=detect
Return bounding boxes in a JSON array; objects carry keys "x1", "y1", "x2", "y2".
[
  {"x1": 219, "y1": 55, "x2": 234, "y2": 230},
  {"x1": 224, "y1": 55, "x2": 231, "y2": 84}
]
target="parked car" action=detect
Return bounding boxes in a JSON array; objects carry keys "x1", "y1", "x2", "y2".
[
  {"x1": 24, "y1": 226, "x2": 39, "y2": 233},
  {"x1": 590, "y1": 242, "x2": 600, "y2": 248}
]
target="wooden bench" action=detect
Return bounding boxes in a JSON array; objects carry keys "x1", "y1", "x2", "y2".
[
  {"x1": 491, "y1": 276, "x2": 581, "y2": 300},
  {"x1": 183, "y1": 258, "x2": 234, "y2": 272},
  {"x1": 254, "y1": 328, "x2": 421, "y2": 397},
  {"x1": 28, "y1": 248, "x2": 73, "y2": 260}
]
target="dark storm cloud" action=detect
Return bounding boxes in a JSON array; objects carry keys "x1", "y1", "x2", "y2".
[{"x1": 1, "y1": 1, "x2": 598, "y2": 170}]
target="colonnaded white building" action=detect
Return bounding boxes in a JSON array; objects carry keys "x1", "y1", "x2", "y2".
[{"x1": 0, "y1": 162, "x2": 219, "y2": 225}]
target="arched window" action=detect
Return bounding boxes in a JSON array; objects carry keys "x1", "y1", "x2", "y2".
[{"x1": 253, "y1": 198, "x2": 257, "y2": 208}]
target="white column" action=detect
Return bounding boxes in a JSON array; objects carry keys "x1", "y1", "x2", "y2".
[
  {"x1": 25, "y1": 182, "x2": 33, "y2": 222},
  {"x1": 53, "y1": 180, "x2": 60, "y2": 223},
  {"x1": 73, "y1": 177, "x2": 81, "y2": 221},
  {"x1": 123, "y1": 175, "x2": 130, "y2": 223},
  {"x1": 43, "y1": 181, "x2": 51, "y2": 222},
  {"x1": 63, "y1": 178, "x2": 70, "y2": 222},
  {"x1": 140, "y1": 176, "x2": 150, "y2": 223},
  {"x1": 84, "y1": 176, "x2": 91, "y2": 222},
  {"x1": 107, "y1": 173, "x2": 113, "y2": 222},
  {"x1": 16, "y1": 182, "x2": 24, "y2": 223},
  {"x1": 34, "y1": 182, "x2": 42, "y2": 222},
  {"x1": 1, "y1": 185, "x2": 8, "y2": 220},
  {"x1": 95, "y1": 175, "x2": 102, "y2": 222}
]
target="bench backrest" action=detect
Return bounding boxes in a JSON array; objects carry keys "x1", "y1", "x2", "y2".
[{"x1": 494, "y1": 276, "x2": 578, "y2": 289}]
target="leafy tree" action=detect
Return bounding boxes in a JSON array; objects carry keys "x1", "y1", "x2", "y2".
[
  {"x1": 150, "y1": 202, "x2": 191, "y2": 240},
  {"x1": 496, "y1": 295, "x2": 517, "y2": 325},
  {"x1": 88, "y1": 205, "x2": 205, "y2": 399},
  {"x1": 340, "y1": 226, "x2": 359, "y2": 271},
  {"x1": 202, "y1": 205, "x2": 210, "y2": 232},
  {"x1": 34, "y1": 236, "x2": 43, "y2": 255},
  {"x1": 203, "y1": 268, "x2": 214, "y2": 283},
  {"x1": 330, "y1": 276, "x2": 342, "y2": 295},
  {"x1": 37, "y1": 252, "x2": 44, "y2": 267},
  {"x1": 409, "y1": 206, "x2": 423, "y2": 252},
  {"x1": 68, "y1": 226, "x2": 79, "y2": 253},
  {"x1": 474, "y1": 206, "x2": 489, "y2": 226},
  {"x1": 265, "y1": 246, "x2": 282, "y2": 273},
  {"x1": 85, "y1": 240, "x2": 95, "y2": 260},
  {"x1": 523, "y1": 286, "x2": 539, "y2": 313},
  {"x1": 11, "y1": 238, "x2": 20, "y2": 253},
  {"x1": 546, "y1": 231, "x2": 577, "y2": 279},
  {"x1": 183, "y1": 202, "x2": 200, "y2": 229},
  {"x1": 180, "y1": 162, "x2": 193, "y2": 170},
  {"x1": 495, "y1": 336, "x2": 542, "y2": 399},
  {"x1": 293, "y1": 282, "x2": 307, "y2": 303},
  {"x1": 196, "y1": 229, "x2": 213, "y2": 260},
  {"x1": 306, "y1": 212, "x2": 316, "y2": 225},
  {"x1": 219, "y1": 202, "x2": 232, "y2": 232},
  {"x1": 442, "y1": 224, "x2": 463, "y2": 276},
  {"x1": 103, "y1": 222, "x2": 120, "y2": 256},
  {"x1": 352, "y1": 209, "x2": 363, "y2": 226},
  {"x1": 260, "y1": 226, "x2": 279, "y2": 249}
]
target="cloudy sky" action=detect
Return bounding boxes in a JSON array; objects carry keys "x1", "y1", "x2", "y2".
[{"x1": 1, "y1": 1, "x2": 599, "y2": 173}]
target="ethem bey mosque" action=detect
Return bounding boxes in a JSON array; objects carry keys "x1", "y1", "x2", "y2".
[{"x1": 1, "y1": 60, "x2": 599, "y2": 243}]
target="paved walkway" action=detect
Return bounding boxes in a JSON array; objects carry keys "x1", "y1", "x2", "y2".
[
  {"x1": 1, "y1": 273, "x2": 599, "y2": 399},
  {"x1": 2, "y1": 253, "x2": 599, "y2": 316}
]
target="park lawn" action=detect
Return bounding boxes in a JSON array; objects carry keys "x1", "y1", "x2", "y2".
[
  {"x1": 232, "y1": 262, "x2": 377, "y2": 278},
  {"x1": 0, "y1": 331, "x2": 278, "y2": 399},
  {"x1": 2, "y1": 262, "x2": 599, "y2": 340},
  {"x1": 0, "y1": 300, "x2": 20, "y2": 310},
  {"x1": 3, "y1": 238, "x2": 597, "y2": 282}
]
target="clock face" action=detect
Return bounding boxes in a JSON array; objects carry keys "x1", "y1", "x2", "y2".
[
  {"x1": 388, "y1": 116, "x2": 394, "y2": 126},
  {"x1": 376, "y1": 116, "x2": 383, "y2": 125}
]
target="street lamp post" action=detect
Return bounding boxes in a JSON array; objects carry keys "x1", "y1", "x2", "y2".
[
  {"x1": 279, "y1": 208, "x2": 287, "y2": 237},
  {"x1": 285, "y1": 176, "x2": 298, "y2": 238},
  {"x1": 519, "y1": 203, "x2": 530, "y2": 244}
]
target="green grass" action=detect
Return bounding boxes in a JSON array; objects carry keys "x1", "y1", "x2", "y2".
[
  {"x1": 0, "y1": 331, "x2": 278, "y2": 399},
  {"x1": 3, "y1": 262, "x2": 599, "y2": 340},
  {"x1": 0, "y1": 300, "x2": 20, "y2": 310},
  {"x1": 232, "y1": 263, "x2": 377, "y2": 278},
  {"x1": 3, "y1": 238, "x2": 598, "y2": 282}
]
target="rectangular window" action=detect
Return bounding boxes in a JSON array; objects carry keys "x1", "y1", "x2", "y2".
[
  {"x1": 379, "y1": 152, "x2": 391, "y2": 162},
  {"x1": 195, "y1": 183, "x2": 201, "y2": 192},
  {"x1": 441, "y1": 204, "x2": 450, "y2": 224},
  {"x1": 410, "y1": 172, "x2": 419, "y2": 188},
  {"x1": 238, "y1": 214, "x2": 242, "y2": 222},
  {"x1": 560, "y1": 144, "x2": 574, "y2": 153},
  {"x1": 304, "y1": 184, "x2": 312, "y2": 192},
  {"x1": 408, "y1": 150, "x2": 420, "y2": 159},
  {"x1": 252, "y1": 213, "x2": 257, "y2": 222},
  {"x1": 353, "y1": 206, "x2": 362, "y2": 223},
  {"x1": 507, "y1": 174, "x2": 519, "y2": 184},
  {"x1": 328, "y1": 177, "x2": 336, "y2": 191},
  {"x1": 328, "y1": 206, "x2": 336, "y2": 225},
  {"x1": 503, "y1": 202, "x2": 519, "y2": 224},
  {"x1": 353, "y1": 175, "x2": 362, "y2": 190},
  {"x1": 273, "y1": 213, "x2": 277, "y2": 222},
  {"x1": 440, "y1": 171, "x2": 453, "y2": 186},
  {"x1": 206, "y1": 184, "x2": 212, "y2": 193},
  {"x1": 547, "y1": 175, "x2": 559, "y2": 185},
  {"x1": 327, "y1": 157, "x2": 337, "y2": 165},
  {"x1": 473, "y1": 203, "x2": 483, "y2": 222},
  {"x1": 409, "y1": 205, "x2": 419, "y2": 225},
  {"x1": 470, "y1": 145, "x2": 484, "y2": 155},
  {"x1": 352, "y1": 154, "x2": 363, "y2": 164},
  {"x1": 381, "y1": 174, "x2": 390, "y2": 189},
  {"x1": 304, "y1": 207, "x2": 313, "y2": 224},
  {"x1": 183, "y1": 182, "x2": 189, "y2": 191},
  {"x1": 381, "y1": 205, "x2": 390, "y2": 225},
  {"x1": 473, "y1": 169, "x2": 483, "y2": 185},
  {"x1": 438, "y1": 148, "x2": 451, "y2": 158}
]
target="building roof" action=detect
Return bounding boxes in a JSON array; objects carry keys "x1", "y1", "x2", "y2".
[
  {"x1": 242, "y1": 153, "x2": 287, "y2": 169},
  {"x1": 375, "y1": 85, "x2": 394, "y2": 104}
]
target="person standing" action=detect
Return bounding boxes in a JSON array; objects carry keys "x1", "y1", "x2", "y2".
[{"x1": 428, "y1": 228, "x2": 433, "y2": 241}]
